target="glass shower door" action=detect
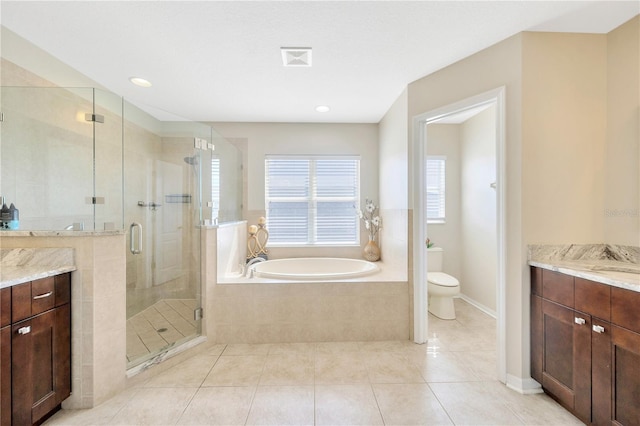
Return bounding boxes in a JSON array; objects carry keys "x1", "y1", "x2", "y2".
[{"x1": 123, "y1": 101, "x2": 206, "y2": 369}]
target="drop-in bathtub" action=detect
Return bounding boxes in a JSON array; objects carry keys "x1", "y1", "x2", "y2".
[{"x1": 250, "y1": 257, "x2": 379, "y2": 280}]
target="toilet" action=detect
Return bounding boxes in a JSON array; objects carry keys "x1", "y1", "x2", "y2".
[{"x1": 427, "y1": 247, "x2": 460, "y2": 320}]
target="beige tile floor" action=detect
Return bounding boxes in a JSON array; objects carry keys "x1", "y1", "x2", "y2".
[{"x1": 47, "y1": 299, "x2": 582, "y2": 425}]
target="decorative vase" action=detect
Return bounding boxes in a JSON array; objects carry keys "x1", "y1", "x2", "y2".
[{"x1": 363, "y1": 238, "x2": 381, "y2": 262}]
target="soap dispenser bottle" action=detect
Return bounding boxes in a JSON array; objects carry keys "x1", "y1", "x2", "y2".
[
  {"x1": 0, "y1": 203, "x2": 10, "y2": 230},
  {"x1": 8, "y1": 203, "x2": 19, "y2": 230}
]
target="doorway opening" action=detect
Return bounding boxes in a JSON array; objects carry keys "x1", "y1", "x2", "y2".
[{"x1": 412, "y1": 87, "x2": 507, "y2": 384}]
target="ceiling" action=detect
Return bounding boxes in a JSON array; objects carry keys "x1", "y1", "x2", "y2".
[{"x1": 2, "y1": 1, "x2": 638, "y2": 123}]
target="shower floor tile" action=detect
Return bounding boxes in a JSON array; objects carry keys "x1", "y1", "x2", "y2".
[{"x1": 126, "y1": 299, "x2": 198, "y2": 363}]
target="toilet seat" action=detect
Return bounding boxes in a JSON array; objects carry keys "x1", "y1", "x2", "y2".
[{"x1": 428, "y1": 272, "x2": 459, "y2": 287}]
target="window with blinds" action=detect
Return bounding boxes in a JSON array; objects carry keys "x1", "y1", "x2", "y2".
[
  {"x1": 426, "y1": 156, "x2": 446, "y2": 223},
  {"x1": 265, "y1": 156, "x2": 360, "y2": 245}
]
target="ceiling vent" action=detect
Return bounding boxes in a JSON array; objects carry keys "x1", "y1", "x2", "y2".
[{"x1": 281, "y1": 47, "x2": 312, "y2": 67}]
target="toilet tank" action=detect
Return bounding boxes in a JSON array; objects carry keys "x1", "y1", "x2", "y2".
[{"x1": 427, "y1": 247, "x2": 443, "y2": 272}]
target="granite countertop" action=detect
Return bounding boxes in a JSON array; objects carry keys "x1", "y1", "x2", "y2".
[
  {"x1": 529, "y1": 244, "x2": 640, "y2": 293},
  {"x1": 1, "y1": 265, "x2": 77, "y2": 288},
  {"x1": 0, "y1": 248, "x2": 76, "y2": 289}
]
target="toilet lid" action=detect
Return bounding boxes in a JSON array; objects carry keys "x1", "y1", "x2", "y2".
[{"x1": 428, "y1": 272, "x2": 459, "y2": 287}]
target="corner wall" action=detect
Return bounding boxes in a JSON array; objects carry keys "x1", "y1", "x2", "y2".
[
  {"x1": 378, "y1": 89, "x2": 409, "y2": 275},
  {"x1": 605, "y1": 16, "x2": 640, "y2": 245},
  {"x1": 460, "y1": 105, "x2": 497, "y2": 313}
]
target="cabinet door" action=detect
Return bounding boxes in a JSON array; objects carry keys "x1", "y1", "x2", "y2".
[
  {"x1": 611, "y1": 325, "x2": 640, "y2": 426},
  {"x1": 12, "y1": 306, "x2": 70, "y2": 425},
  {"x1": 591, "y1": 319, "x2": 612, "y2": 426},
  {"x1": 541, "y1": 300, "x2": 592, "y2": 423},
  {"x1": 1, "y1": 326, "x2": 10, "y2": 426}
]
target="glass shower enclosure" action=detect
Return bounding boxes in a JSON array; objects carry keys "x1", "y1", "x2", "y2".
[
  {"x1": 0, "y1": 86, "x2": 213, "y2": 369},
  {"x1": 122, "y1": 102, "x2": 212, "y2": 368}
]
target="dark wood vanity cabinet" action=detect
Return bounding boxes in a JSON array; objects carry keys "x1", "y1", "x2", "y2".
[
  {"x1": 531, "y1": 267, "x2": 640, "y2": 425},
  {"x1": 1, "y1": 287, "x2": 11, "y2": 426},
  {"x1": 0, "y1": 273, "x2": 71, "y2": 426}
]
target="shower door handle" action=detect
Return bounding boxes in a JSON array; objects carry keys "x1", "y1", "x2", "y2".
[{"x1": 130, "y1": 222, "x2": 143, "y2": 254}]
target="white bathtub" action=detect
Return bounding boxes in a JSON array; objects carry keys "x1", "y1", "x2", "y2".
[{"x1": 251, "y1": 257, "x2": 379, "y2": 280}]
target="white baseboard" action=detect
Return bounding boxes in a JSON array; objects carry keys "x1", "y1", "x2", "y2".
[
  {"x1": 506, "y1": 374, "x2": 543, "y2": 394},
  {"x1": 458, "y1": 294, "x2": 497, "y2": 318}
]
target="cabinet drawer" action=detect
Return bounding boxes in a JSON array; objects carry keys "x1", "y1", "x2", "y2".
[
  {"x1": 542, "y1": 269, "x2": 574, "y2": 308},
  {"x1": 575, "y1": 278, "x2": 610, "y2": 321},
  {"x1": 12, "y1": 277, "x2": 56, "y2": 323},
  {"x1": 1, "y1": 288, "x2": 10, "y2": 328},
  {"x1": 611, "y1": 287, "x2": 640, "y2": 334}
]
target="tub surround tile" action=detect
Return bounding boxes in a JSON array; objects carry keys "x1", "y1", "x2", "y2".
[
  {"x1": 211, "y1": 280, "x2": 409, "y2": 344},
  {"x1": 529, "y1": 243, "x2": 640, "y2": 292}
]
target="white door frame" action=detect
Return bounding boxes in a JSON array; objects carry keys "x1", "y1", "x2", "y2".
[{"x1": 412, "y1": 86, "x2": 507, "y2": 384}]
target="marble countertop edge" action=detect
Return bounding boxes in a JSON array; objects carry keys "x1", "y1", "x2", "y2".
[
  {"x1": 1, "y1": 265, "x2": 77, "y2": 289},
  {"x1": 529, "y1": 260, "x2": 640, "y2": 293}
]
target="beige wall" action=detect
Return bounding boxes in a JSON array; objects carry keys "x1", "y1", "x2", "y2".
[
  {"x1": 605, "y1": 16, "x2": 640, "y2": 245},
  {"x1": 521, "y1": 32, "x2": 607, "y2": 245},
  {"x1": 210, "y1": 122, "x2": 379, "y2": 259},
  {"x1": 460, "y1": 105, "x2": 497, "y2": 313},
  {"x1": 378, "y1": 88, "x2": 409, "y2": 273}
]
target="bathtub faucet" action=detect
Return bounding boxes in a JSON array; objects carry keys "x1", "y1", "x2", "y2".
[{"x1": 244, "y1": 257, "x2": 266, "y2": 277}]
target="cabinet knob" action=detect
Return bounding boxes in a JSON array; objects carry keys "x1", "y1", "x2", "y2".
[
  {"x1": 574, "y1": 317, "x2": 586, "y2": 325},
  {"x1": 592, "y1": 324, "x2": 606, "y2": 334},
  {"x1": 17, "y1": 326, "x2": 31, "y2": 335}
]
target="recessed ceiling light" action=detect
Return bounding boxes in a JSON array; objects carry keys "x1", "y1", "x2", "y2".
[
  {"x1": 129, "y1": 77, "x2": 152, "y2": 87},
  {"x1": 315, "y1": 105, "x2": 330, "y2": 113}
]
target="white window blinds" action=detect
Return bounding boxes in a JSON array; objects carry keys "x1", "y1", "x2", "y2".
[
  {"x1": 265, "y1": 156, "x2": 360, "y2": 245},
  {"x1": 426, "y1": 156, "x2": 446, "y2": 223}
]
